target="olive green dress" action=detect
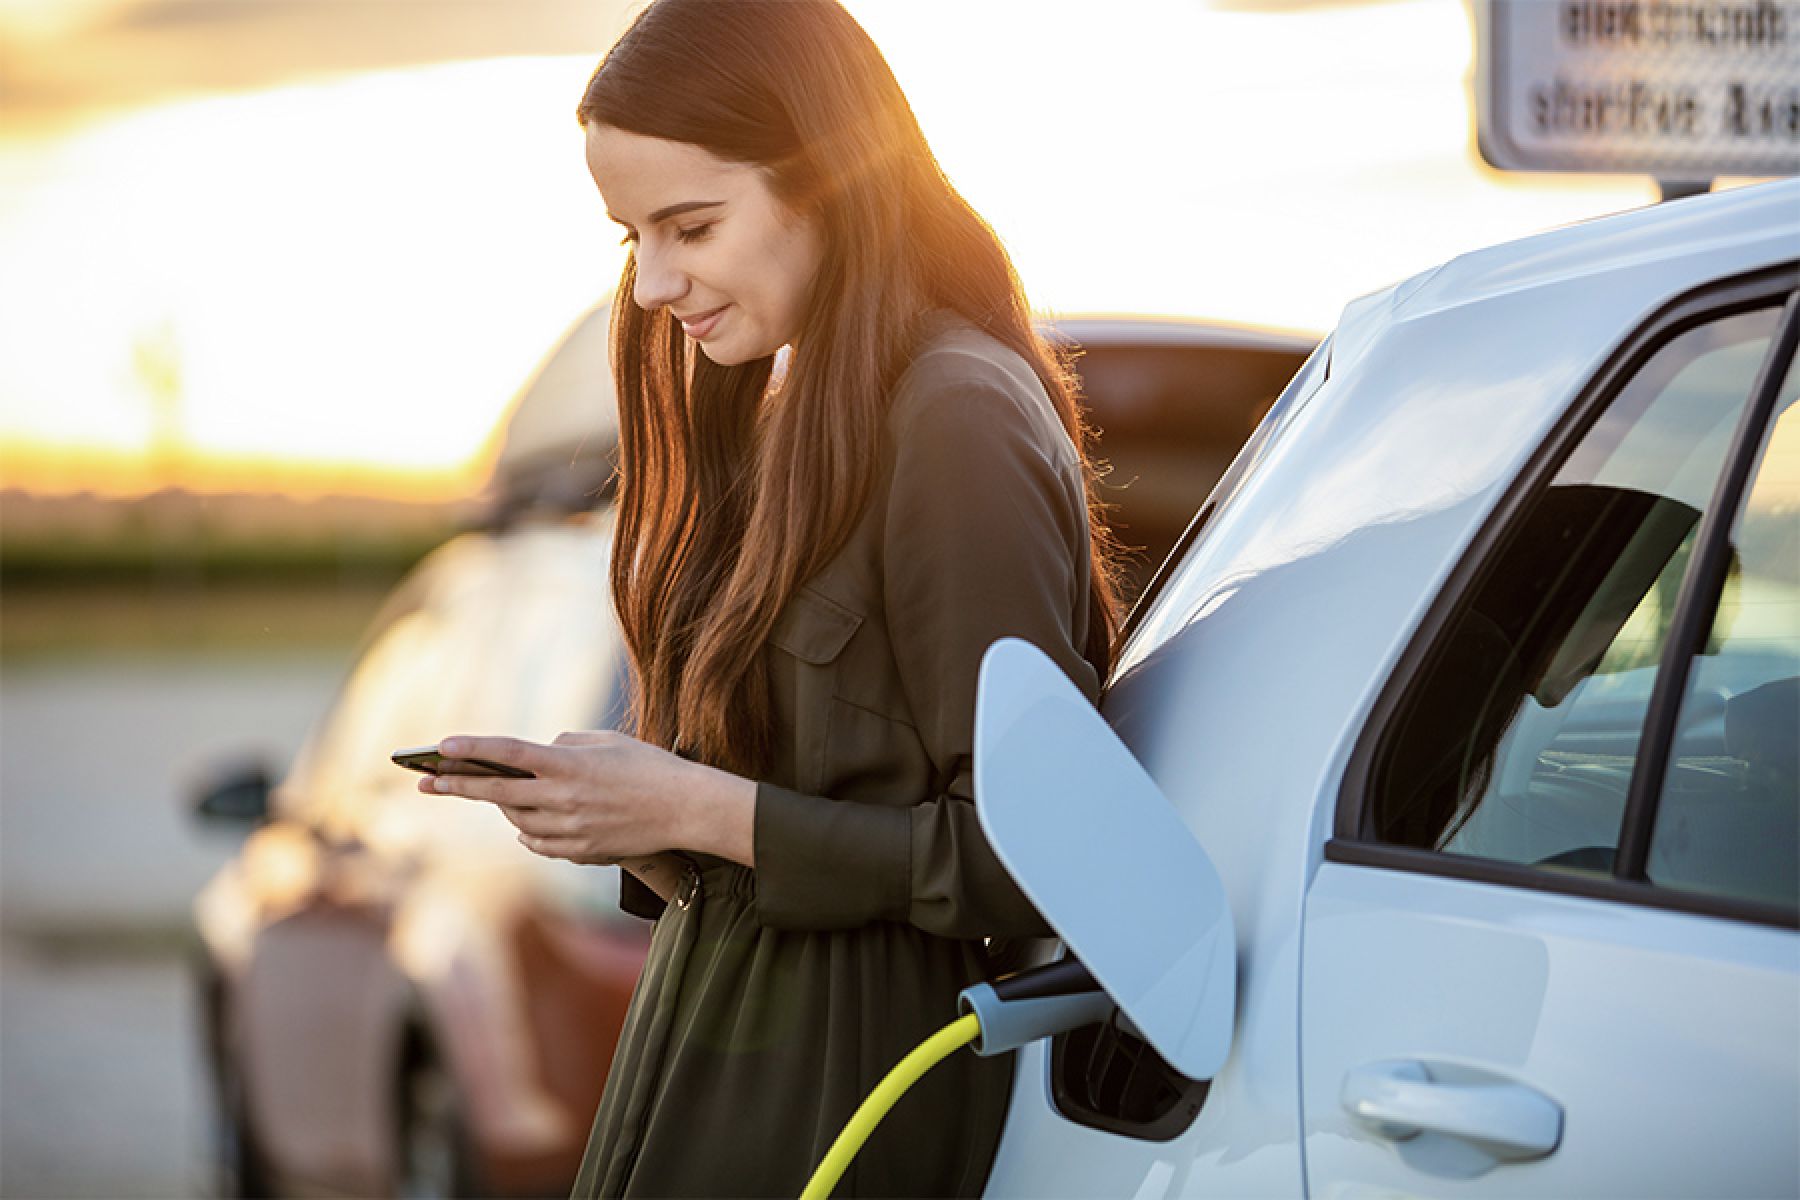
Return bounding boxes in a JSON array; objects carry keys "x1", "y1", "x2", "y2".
[{"x1": 570, "y1": 312, "x2": 1103, "y2": 1199}]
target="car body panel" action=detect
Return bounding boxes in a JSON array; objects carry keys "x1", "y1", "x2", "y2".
[
  {"x1": 239, "y1": 903, "x2": 410, "y2": 1196},
  {"x1": 1302, "y1": 864, "x2": 1800, "y2": 1198},
  {"x1": 982, "y1": 179, "x2": 1799, "y2": 1198}
]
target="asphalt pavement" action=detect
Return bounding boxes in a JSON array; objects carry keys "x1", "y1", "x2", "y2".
[
  {"x1": 1, "y1": 652, "x2": 344, "y2": 1197},
  {"x1": 1, "y1": 936, "x2": 211, "y2": 1198}
]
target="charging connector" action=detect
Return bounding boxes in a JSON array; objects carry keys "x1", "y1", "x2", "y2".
[{"x1": 956, "y1": 956, "x2": 1112, "y2": 1057}]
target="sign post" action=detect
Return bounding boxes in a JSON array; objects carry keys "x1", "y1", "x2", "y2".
[{"x1": 1475, "y1": 0, "x2": 1800, "y2": 193}]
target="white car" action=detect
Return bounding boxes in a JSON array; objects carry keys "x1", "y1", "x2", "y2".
[{"x1": 974, "y1": 178, "x2": 1798, "y2": 1199}]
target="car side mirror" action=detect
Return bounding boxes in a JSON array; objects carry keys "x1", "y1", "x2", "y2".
[
  {"x1": 191, "y1": 758, "x2": 272, "y2": 825},
  {"x1": 974, "y1": 638, "x2": 1236, "y2": 1080}
]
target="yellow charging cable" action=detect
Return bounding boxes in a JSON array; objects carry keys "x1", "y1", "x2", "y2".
[{"x1": 799, "y1": 1011, "x2": 982, "y2": 1200}]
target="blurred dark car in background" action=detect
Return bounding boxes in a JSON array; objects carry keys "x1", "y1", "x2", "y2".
[
  {"x1": 189, "y1": 303, "x2": 1315, "y2": 1198},
  {"x1": 1052, "y1": 317, "x2": 1315, "y2": 595}
]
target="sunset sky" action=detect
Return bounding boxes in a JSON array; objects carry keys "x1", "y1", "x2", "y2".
[{"x1": 0, "y1": 0, "x2": 1664, "y2": 501}]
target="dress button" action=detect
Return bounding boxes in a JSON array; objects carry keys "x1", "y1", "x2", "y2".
[{"x1": 674, "y1": 867, "x2": 699, "y2": 910}]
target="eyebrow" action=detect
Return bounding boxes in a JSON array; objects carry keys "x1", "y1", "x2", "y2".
[{"x1": 607, "y1": 199, "x2": 726, "y2": 228}]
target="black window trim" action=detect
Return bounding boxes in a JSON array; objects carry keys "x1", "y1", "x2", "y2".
[
  {"x1": 1331, "y1": 262, "x2": 1800, "y2": 933},
  {"x1": 1325, "y1": 840, "x2": 1800, "y2": 929},
  {"x1": 1615, "y1": 288, "x2": 1800, "y2": 880}
]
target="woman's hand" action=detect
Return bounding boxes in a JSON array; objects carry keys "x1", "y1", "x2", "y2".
[{"x1": 418, "y1": 731, "x2": 757, "y2": 868}]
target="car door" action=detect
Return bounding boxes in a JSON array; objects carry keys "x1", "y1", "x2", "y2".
[{"x1": 1301, "y1": 275, "x2": 1799, "y2": 1197}]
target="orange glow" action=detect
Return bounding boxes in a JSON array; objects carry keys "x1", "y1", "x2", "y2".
[
  {"x1": 0, "y1": 436, "x2": 488, "y2": 502},
  {"x1": 0, "y1": 56, "x2": 618, "y2": 500}
]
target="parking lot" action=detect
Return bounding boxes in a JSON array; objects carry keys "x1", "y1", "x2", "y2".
[
  {"x1": 1, "y1": 644, "x2": 347, "y2": 1197},
  {"x1": 2, "y1": 937, "x2": 211, "y2": 1197}
]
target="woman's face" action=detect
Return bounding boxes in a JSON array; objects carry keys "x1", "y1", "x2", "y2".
[{"x1": 585, "y1": 123, "x2": 826, "y2": 366}]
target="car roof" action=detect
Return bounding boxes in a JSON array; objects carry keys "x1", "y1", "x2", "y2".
[
  {"x1": 485, "y1": 302, "x2": 619, "y2": 521},
  {"x1": 1119, "y1": 177, "x2": 1800, "y2": 697},
  {"x1": 1328, "y1": 178, "x2": 1799, "y2": 388},
  {"x1": 493, "y1": 301, "x2": 617, "y2": 476},
  {"x1": 1391, "y1": 177, "x2": 1799, "y2": 325}
]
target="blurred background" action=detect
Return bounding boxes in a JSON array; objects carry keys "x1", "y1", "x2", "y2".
[{"x1": 0, "y1": 0, "x2": 1709, "y2": 1194}]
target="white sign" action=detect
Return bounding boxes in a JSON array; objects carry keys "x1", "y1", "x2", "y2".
[{"x1": 1477, "y1": 0, "x2": 1800, "y2": 178}]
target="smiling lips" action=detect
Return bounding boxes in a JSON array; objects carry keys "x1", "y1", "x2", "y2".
[{"x1": 676, "y1": 305, "x2": 728, "y2": 339}]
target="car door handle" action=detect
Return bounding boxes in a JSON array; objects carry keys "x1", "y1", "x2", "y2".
[{"x1": 1340, "y1": 1059, "x2": 1563, "y2": 1161}]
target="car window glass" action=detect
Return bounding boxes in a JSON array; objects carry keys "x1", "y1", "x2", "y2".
[
  {"x1": 1649, "y1": 352, "x2": 1800, "y2": 910},
  {"x1": 1370, "y1": 307, "x2": 1782, "y2": 874}
]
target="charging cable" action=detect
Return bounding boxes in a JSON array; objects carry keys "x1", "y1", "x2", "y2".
[{"x1": 799, "y1": 957, "x2": 1111, "y2": 1199}]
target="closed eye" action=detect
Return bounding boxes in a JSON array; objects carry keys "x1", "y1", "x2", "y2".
[{"x1": 616, "y1": 223, "x2": 713, "y2": 248}]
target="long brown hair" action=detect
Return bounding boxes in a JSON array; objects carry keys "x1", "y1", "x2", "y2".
[{"x1": 576, "y1": 0, "x2": 1123, "y2": 775}]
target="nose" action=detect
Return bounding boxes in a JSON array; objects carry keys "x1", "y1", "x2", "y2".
[{"x1": 632, "y1": 243, "x2": 687, "y2": 313}]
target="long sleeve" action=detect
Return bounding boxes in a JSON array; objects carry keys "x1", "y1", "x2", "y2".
[{"x1": 752, "y1": 361, "x2": 1102, "y2": 939}]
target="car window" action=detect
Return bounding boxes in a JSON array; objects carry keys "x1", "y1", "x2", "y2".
[
  {"x1": 1368, "y1": 306, "x2": 1783, "y2": 875},
  {"x1": 1648, "y1": 352, "x2": 1800, "y2": 909}
]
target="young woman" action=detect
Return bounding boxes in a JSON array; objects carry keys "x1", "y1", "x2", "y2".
[{"x1": 424, "y1": 0, "x2": 1123, "y2": 1193}]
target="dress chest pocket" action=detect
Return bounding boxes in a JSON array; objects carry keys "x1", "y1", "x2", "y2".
[{"x1": 766, "y1": 586, "x2": 863, "y2": 793}]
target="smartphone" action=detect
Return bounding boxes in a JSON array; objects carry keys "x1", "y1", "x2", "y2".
[{"x1": 391, "y1": 745, "x2": 536, "y2": 779}]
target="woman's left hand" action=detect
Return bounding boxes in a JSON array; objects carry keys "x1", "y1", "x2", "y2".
[{"x1": 418, "y1": 731, "x2": 696, "y2": 864}]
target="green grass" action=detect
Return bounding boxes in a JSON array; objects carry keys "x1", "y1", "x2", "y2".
[
  {"x1": 0, "y1": 530, "x2": 445, "y2": 586},
  {"x1": 0, "y1": 526, "x2": 455, "y2": 659},
  {"x1": 2, "y1": 579, "x2": 400, "y2": 660}
]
